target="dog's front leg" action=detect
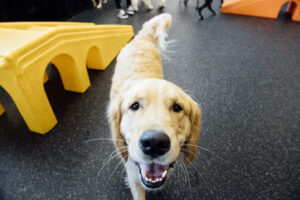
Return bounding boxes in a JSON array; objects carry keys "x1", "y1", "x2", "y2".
[{"x1": 126, "y1": 161, "x2": 146, "y2": 200}]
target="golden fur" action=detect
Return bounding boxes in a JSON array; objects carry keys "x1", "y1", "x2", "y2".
[{"x1": 107, "y1": 14, "x2": 201, "y2": 200}]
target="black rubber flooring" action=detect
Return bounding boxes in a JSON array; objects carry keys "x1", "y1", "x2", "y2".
[{"x1": 0, "y1": 0, "x2": 299, "y2": 199}]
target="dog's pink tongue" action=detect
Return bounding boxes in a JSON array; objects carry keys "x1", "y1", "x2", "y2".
[{"x1": 140, "y1": 163, "x2": 169, "y2": 178}]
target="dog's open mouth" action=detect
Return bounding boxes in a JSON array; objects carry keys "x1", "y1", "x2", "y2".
[{"x1": 136, "y1": 162, "x2": 174, "y2": 189}]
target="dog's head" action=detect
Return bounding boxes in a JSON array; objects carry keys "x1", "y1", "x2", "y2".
[{"x1": 108, "y1": 79, "x2": 201, "y2": 189}]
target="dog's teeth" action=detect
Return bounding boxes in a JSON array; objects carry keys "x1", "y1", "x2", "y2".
[
  {"x1": 142, "y1": 173, "x2": 166, "y2": 183},
  {"x1": 141, "y1": 170, "x2": 146, "y2": 178},
  {"x1": 162, "y1": 170, "x2": 167, "y2": 178},
  {"x1": 143, "y1": 176, "x2": 165, "y2": 184}
]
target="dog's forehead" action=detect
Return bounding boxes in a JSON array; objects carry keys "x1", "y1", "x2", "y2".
[{"x1": 127, "y1": 79, "x2": 182, "y2": 99}]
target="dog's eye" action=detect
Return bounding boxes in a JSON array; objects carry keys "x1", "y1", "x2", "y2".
[
  {"x1": 130, "y1": 102, "x2": 140, "y2": 111},
  {"x1": 172, "y1": 103, "x2": 183, "y2": 112}
]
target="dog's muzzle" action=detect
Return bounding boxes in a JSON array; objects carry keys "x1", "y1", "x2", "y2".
[{"x1": 136, "y1": 130, "x2": 173, "y2": 188}]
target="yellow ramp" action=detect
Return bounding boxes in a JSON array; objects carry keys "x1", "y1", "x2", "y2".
[
  {"x1": 0, "y1": 22, "x2": 134, "y2": 134},
  {"x1": 0, "y1": 102, "x2": 5, "y2": 116}
]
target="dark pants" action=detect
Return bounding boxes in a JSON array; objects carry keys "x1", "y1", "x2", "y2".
[
  {"x1": 198, "y1": 0, "x2": 216, "y2": 18},
  {"x1": 115, "y1": 0, "x2": 131, "y2": 9}
]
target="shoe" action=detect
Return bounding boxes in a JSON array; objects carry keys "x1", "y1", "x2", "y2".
[
  {"x1": 127, "y1": 6, "x2": 135, "y2": 16},
  {"x1": 117, "y1": 9, "x2": 129, "y2": 19}
]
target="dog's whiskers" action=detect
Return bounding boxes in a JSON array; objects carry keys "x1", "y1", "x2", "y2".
[
  {"x1": 96, "y1": 148, "x2": 127, "y2": 181},
  {"x1": 179, "y1": 152, "x2": 219, "y2": 200},
  {"x1": 176, "y1": 155, "x2": 185, "y2": 182},
  {"x1": 178, "y1": 154, "x2": 188, "y2": 183},
  {"x1": 180, "y1": 151, "x2": 216, "y2": 196},
  {"x1": 179, "y1": 149, "x2": 202, "y2": 174},
  {"x1": 118, "y1": 160, "x2": 127, "y2": 190},
  {"x1": 177, "y1": 154, "x2": 192, "y2": 193},
  {"x1": 183, "y1": 142, "x2": 237, "y2": 167},
  {"x1": 96, "y1": 146, "x2": 128, "y2": 183},
  {"x1": 83, "y1": 137, "x2": 126, "y2": 144},
  {"x1": 178, "y1": 155, "x2": 189, "y2": 185},
  {"x1": 180, "y1": 147, "x2": 196, "y2": 156},
  {"x1": 109, "y1": 155, "x2": 127, "y2": 181}
]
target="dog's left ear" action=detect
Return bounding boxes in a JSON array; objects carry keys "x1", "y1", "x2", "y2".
[
  {"x1": 184, "y1": 99, "x2": 202, "y2": 165},
  {"x1": 107, "y1": 95, "x2": 128, "y2": 161}
]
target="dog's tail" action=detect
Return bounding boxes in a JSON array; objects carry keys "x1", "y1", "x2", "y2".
[{"x1": 137, "y1": 13, "x2": 172, "y2": 52}]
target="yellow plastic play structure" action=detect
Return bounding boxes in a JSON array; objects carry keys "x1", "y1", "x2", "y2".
[
  {"x1": 221, "y1": 0, "x2": 300, "y2": 22},
  {"x1": 0, "y1": 22, "x2": 134, "y2": 134},
  {"x1": 0, "y1": 103, "x2": 5, "y2": 116}
]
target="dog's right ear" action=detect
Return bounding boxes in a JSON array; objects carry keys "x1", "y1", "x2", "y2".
[
  {"x1": 184, "y1": 99, "x2": 201, "y2": 165},
  {"x1": 107, "y1": 95, "x2": 128, "y2": 161}
]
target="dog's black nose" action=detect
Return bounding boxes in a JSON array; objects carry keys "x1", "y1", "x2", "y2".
[{"x1": 139, "y1": 130, "x2": 170, "y2": 157}]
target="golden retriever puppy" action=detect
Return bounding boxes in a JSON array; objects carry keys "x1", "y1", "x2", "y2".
[{"x1": 108, "y1": 14, "x2": 201, "y2": 200}]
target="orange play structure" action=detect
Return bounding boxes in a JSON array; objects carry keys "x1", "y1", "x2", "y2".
[
  {"x1": 221, "y1": 0, "x2": 300, "y2": 22},
  {"x1": 0, "y1": 22, "x2": 134, "y2": 134}
]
